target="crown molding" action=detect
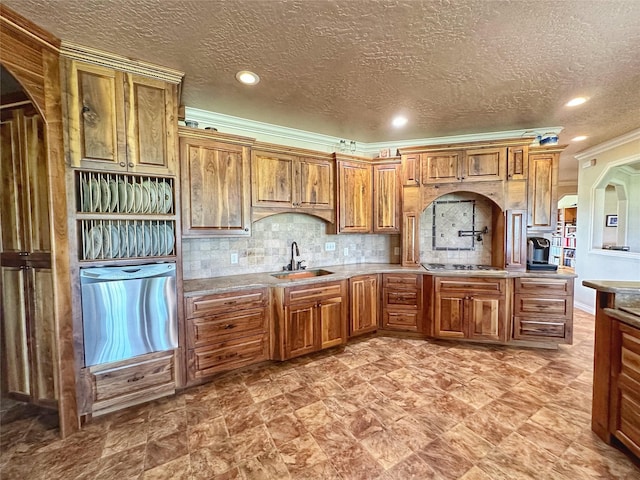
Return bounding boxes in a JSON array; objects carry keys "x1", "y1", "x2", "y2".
[
  {"x1": 574, "y1": 128, "x2": 640, "y2": 161},
  {"x1": 185, "y1": 107, "x2": 563, "y2": 156},
  {"x1": 60, "y1": 41, "x2": 184, "y2": 84}
]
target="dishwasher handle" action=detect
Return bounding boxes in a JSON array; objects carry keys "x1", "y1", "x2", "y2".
[{"x1": 80, "y1": 263, "x2": 176, "y2": 281}]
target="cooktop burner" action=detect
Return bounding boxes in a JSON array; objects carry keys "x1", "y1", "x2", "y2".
[{"x1": 421, "y1": 263, "x2": 503, "y2": 272}]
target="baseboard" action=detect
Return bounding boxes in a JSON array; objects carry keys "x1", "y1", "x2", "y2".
[{"x1": 575, "y1": 300, "x2": 595, "y2": 315}]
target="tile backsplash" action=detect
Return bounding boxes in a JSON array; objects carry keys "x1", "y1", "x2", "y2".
[
  {"x1": 419, "y1": 192, "x2": 494, "y2": 265},
  {"x1": 182, "y1": 213, "x2": 401, "y2": 279}
]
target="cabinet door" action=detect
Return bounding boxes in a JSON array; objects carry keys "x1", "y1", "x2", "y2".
[
  {"x1": 402, "y1": 212, "x2": 420, "y2": 266},
  {"x1": 1, "y1": 109, "x2": 50, "y2": 254},
  {"x1": 434, "y1": 293, "x2": 465, "y2": 338},
  {"x1": 251, "y1": 151, "x2": 295, "y2": 207},
  {"x1": 0, "y1": 266, "x2": 30, "y2": 397},
  {"x1": 296, "y1": 157, "x2": 333, "y2": 210},
  {"x1": 528, "y1": 152, "x2": 558, "y2": 230},
  {"x1": 505, "y1": 209, "x2": 527, "y2": 271},
  {"x1": 467, "y1": 295, "x2": 504, "y2": 341},
  {"x1": 285, "y1": 304, "x2": 317, "y2": 359},
  {"x1": 337, "y1": 161, "x2": 372, "y2": 233},
  {"x1": 181, "y1": 137, "x2": 251, "y2": 236},
  {"x1": 349, "y1": 275, "x2": 378, "y2": 337},
  {"x1": 463, "y1": 148, "x2": 505, "y2": 182},
  {"x1": 401, "y1": 153, "x2": 420, "y2": 185},
  {"x1": 125, "y1": 74, "x2": 176, "y2": 175},
  {"x1": 320, "y1": 297, "x2": 346, "y2": 349},
  {"x1": 421, "y1": 151, "x2": 462, "y2": 184},
  {"x1": 373, "y1": 163, "x2": 401, "y2": 233},
  {"x1": 507, "y1": 145, "x2": 528, "y2": 180},
  {"x1": 66, "y1": 61, "x2": 126, "y2": 170}
]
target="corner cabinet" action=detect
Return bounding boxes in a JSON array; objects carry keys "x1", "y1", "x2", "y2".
[
  {"x1": 272, "y1": 280, "x2": 347, "y2": 360},
  {"x1": 179, "y1": 129, "x2": 254, "y2": 237},
  {"x1": 63, "y1": 59, "x2": 180, "y2": 176},
  {"x1": 251, "y1": 144, "x2": 334, "y2": 223}
]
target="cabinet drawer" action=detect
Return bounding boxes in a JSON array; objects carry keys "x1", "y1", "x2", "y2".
[
  {"x1": 382, "y1": 289, "x2": 418, "y2": 308},
  {"x1": 285, "y1": 281, "x2": 345, "y2": 305},
  {"x1": 514, "y1": 295, "x2": 572, "y2": 318},
  {"x1": 515, "y1": 277, "x2": 572, "y2": 295},
  {"x1": 382, "y1": 310, "x2": 420, "y2": 332},
  {"x1": 513, "y1": 316, "x2": 567, "y2": 340},
  {"x1": 382, "y1": 273, "x2": 421, "y2": 289},
  {"x1": 89, "y1": 352, "x2": 175, "y2": 413},
  {"x1": 436, "y1": 277, "x2": 505, "y2": 294},
  {"x1": 188, "y1": 334, "x2": 267, "y2": 379},
  {"x1": 187, "y1": 308, "x2": 267, "y2": 348},
  {"x1": 186, "y1": 288, "x2": 267, "y2": 318}
]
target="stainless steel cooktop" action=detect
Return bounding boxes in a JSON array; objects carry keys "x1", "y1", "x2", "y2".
[{"x1": 421, "y1": 263, "x2": 504, "y2": 272}]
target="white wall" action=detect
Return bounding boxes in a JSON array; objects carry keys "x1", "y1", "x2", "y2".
[{"x1": 574, "y1": 129, "x2": 640, "y2": 313}]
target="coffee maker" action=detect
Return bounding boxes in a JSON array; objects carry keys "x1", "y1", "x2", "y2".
[{"x1": 527, "y1": 237, "x2": 558, "y2": 271}]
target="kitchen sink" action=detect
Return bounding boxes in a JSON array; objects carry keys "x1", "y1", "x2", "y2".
[{"x1": 271, "y1": 269, "x2": 334, "y2": 280}]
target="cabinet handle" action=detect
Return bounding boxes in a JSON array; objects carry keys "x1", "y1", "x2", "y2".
[
  {"x1": 119, "y1": 162, "x2": 126, "y2": 167},
  {"x1": 127, "y1": 374, "x2": 145, "y2": 383},
  {"x1": 461, "y1": 176, "x2": 466, "y2": 180},
  {"x1": 224, "y1": 324, "x2": 236, "y2": 329},
  {"x1": 18, "y1": 251, "x2": 29, "y2": 256},
  {"x1": 244, "y1": 228, "x2": 249, "y2": 232},
  {"x1": 128, "y1": 163, "x2": 134, "y2": 168},
  {"x1": 82, "y1": 105, "x2": 90, "y2": 113}
]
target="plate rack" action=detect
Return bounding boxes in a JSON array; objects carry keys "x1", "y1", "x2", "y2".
[{"x1": 76, "y1": 171, "x2": 177, "y2": 261}]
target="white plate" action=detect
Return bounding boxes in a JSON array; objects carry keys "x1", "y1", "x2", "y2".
[
  {"x1": 150, "y1": 224, "x2": 159, "y2": 255},
  {"x1": 142, "y1": 181, "x2": 158, "y2": 213},
  {"x1": 126, "y1": 183, "x2": 135, "y2": 212},
  {"x1": 142, "y1": 225, "x2": 152, "y2": 256},
  {"x1": 161, "y1": 224, "x2": 175, "y2": 255},
  {"x1": 140, "y1": 182, "x2": 152, "y2": 213},
  {"x1": 99, "y1": 178, "x2": 111, "y2": 212},
  {"x1": 118, "y1": 224, "x2": 128, "y2": 257},
  {"x1": 132, "y1": 183, "x2": 143, "y2": 213},
  {"x1": 103, "y1": 225, "x2": 119, "y2": 258},
  {"x1": 84, "y1": 225, "x2": 102, "y2": 259},
  {"x1": 117, "y1": 179, "x2": 128, "y2": 213},
  {"x1": 157, "y1": 182, "x2": 173, "y2": 214},
  {"x1": 88, "y1": 178, "x2": 101, "y2": 212},
  {"x1": 81, "y1": 177, "x2": 90, "y2": 212},
  {"x1": 109, "y1": 180, "x2": 118, "y2": 212},
  {"x1": 127, "y1": 225, "x2": 138, "y2": 256}
]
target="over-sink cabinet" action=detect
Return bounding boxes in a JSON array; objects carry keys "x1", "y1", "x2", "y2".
[
  {"x1": 433, "y1": 277, "x2": 507, "y2": 342},
  {"x1": 251, "y1": 144, "x2": 334, "y2": 223},
  {"x1": 272, "y1": 280, "x2": 347, "y2": 360},
  {"x1": 64, "y1": 60, "x2": 179, "y2": 175}
]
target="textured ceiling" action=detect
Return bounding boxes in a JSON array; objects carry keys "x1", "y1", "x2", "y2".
[{"x1": 4, "y1": 0, "x2": 640, "y2": 182}]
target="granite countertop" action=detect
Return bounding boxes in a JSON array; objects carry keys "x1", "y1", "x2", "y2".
[
  {"x1": 582, "y1": 280, "x2": 640, "y2": 295},
  {"x1": 183, "y1": 263, "x2": 577, "y2": 297}
]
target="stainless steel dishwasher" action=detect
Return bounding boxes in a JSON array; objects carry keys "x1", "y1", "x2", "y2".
[{"x1": 80, "y1": 263, "x2": 178, "y2": 367}]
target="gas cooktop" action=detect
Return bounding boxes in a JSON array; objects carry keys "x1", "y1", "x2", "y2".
[{"x1": 421, "y1": 263, "x2": 504, "y2": 272}]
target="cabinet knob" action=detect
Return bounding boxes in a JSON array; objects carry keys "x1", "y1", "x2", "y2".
[
  {"x1": 127, "y1": 374, "x2": 145, "y2": 383},
  {"x1": 18, "y1": 251, "x2": 30, "y2": 256},
  {"x1": 82, "y1": 105, "x2": 90, "y2": 113},
  {"x1": 128, "y1": 163, "x2": 134, "y2": 168},
  {"x1": 224, "y1": 324, "x2": 236, "y2": 330},
  {"x1": 119, "y1": 162, "x2": 126, "y2": 167},
  {"x1": 244, "y1": 228, "x2": 249, "y2": 232}
]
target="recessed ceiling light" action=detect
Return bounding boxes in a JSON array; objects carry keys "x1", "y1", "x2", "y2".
[
  {"x1": 392, "y1": 116, "x2": 408, "y2": 128},
  {"x1": 565, "y1": 97, "x2": 587, "y2": 107},
  {"x1": 572, "y1": 135, "x2": 588, "y2": 142},
  {"x1": 236, "y1": 70, "x2": 260, "y2": 85}
]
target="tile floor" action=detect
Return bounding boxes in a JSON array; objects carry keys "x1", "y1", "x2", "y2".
[{"x1": 1, "y1": 309, "x2": 639, "y2": 479}]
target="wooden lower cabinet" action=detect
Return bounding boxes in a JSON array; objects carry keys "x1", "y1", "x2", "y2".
[
  {"x1": 512, "y1": 277, "x2": 573, "y2": 344},
  {"x1": 380, "y1": 274, "x2": 423, "y2": 332},
  {"x1": 83, "y1": 350, "x2": 175, "y2": 416},
  {"x1": 609, "y1": 320, "x2": 640, "y2": 457},
  {"x1": 273, "y1": 280, "x2": 347, "y2": 360},
  {"x1": 434, "y1": 277, "x2": 506, "y2": 342},
  {"x1": 349, "y1": 274, "x2": 379, "y2": 337},
  {"x1": 185, "y1": 288, "x2": 269, "y2": 383}
]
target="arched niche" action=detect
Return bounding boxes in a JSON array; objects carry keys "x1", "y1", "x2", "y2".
[
  {"x1": 419, "y1": 190, "x2": 504, "y2": 266},
  {"x1": 591, "y1": 159, "x2": 639, "y2": 253},
  {"x1": 1, "y1": 5, "x2": 78, "y2": 437}
]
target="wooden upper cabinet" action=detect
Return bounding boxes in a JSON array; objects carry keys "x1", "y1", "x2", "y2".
[
  {"x1": 420, "y1": 147, "x2": 506, "y2": 184},
  {"x1": 65, "y1": 60, "x2": 177, "y2": 175},
  {"x1": 251, "y1": 146, "x2": 334, "y2": 222},
  {"x1": 507, "y1": 145, "x2": 528, "y2": 181},
  {"x1": 336, "y1": 160, "x2": 372, "y2": 233},
  {"x1": 401, "y1": 153, "x2": 420, "y2": 185},
  {"x1": 373, "y1": 162, "x2": 401, "y2": 233},
  {"x1": 180, "y1": 130, "x2": 252, "y2": 237},
  {"x1": 528, "y1": 149, "x2": 559, "y2": 231}
]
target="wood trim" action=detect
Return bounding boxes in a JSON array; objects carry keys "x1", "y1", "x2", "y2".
[
  {"x1": 0, "y1": 5, "x2": 60, "y2": 52},
  {"x1": 177, "y1": 126, "x2": 255, "y2": 146},
  {"x1": 252, "y1": 140, "x2": 334, "y2": 161},
  {"x1": 59, "y1": 41, "x2": 184, "y2": 84},
  {"x1": 399, "y1": 137, "x2": 535, "y2": 155}
]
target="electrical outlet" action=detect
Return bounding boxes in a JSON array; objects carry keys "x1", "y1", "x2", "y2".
[
  {"x1": 325, "y1": 242, "x2": 336, "y2": 251},
  {"x1": 343, "y1": 247, "x2": 349, "y2": 256},
  {"x1": 230, "y1": 253, "x2": 238, "y2": 264},
  {"x1": 394, "y1": 247, "x2": 400, "y2": 255}
]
